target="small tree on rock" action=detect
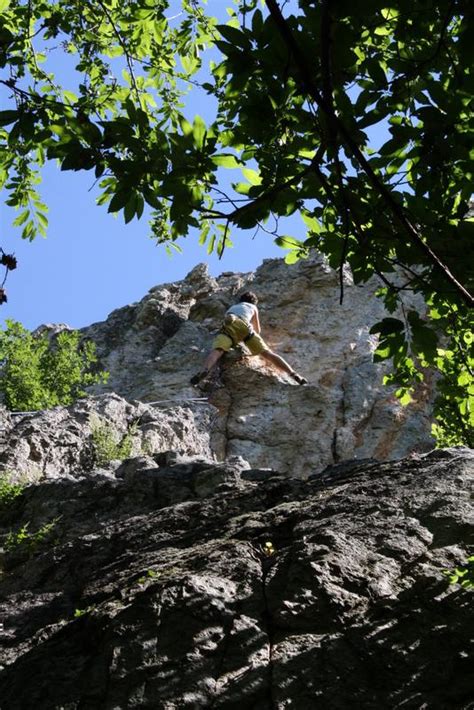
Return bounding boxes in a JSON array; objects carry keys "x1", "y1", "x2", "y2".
[{"x1": 0, "y1": 320, "x2": 108, "y2": 411}]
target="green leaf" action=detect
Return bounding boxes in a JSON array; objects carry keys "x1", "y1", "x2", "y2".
[
  {"x1": 0, "y1": 110, "x2": 19, "y2": 126},
  {"x1": 241, "y1": 168, "x2": 262, "y2": 185},
  {"x1": 284, "y1": 251, "x2": 300, "y2": 264},
  {"x1": 180, "y1": 54, "x2": 199, "y2": 74},
  {"x1": 252, "y1": 9, "x2": 264, "y2": 34},
  {"x1": 123, "y1": 194, "x2": 137, "y2": 224},
  {"x1": 37, "y1": 212, "x2": 48, "y2": 230},
  {"x1": 192, "y1": 115, "x2": 206, "y2": 149},
  {"x1": 207, "y1": 233, "x2": 216, "y2": 254},
  {"x1": 232, "y1": 182, "x2": 251, "y2": 196},
  {"x1": 397, "y1": 390, "x2": 412, "y2": 406},
  {"x1": 301, "y1": 211, "x2": 322, "y2": 234},
  {"x1": 179, "y1": 116, "x2": 193, "y2": 136},
  {"x1": 379, "y1": 136, "x2": 406, "y2": 157},
  {"x1": 366, "y1": 59, "x2": 387, "y2": 87},
  {"x1": 374, "y1": 23, "x2": 391, "y2": 36},
  {"x1": 369, "y1": 318, "x2": 405, "y2": 336},
  {"x1": 143, "y1": 188, "x2": 161, "y2": 209},
  {"x1": 13, "y1": 210, "x2": 29, "y2": 227},
  {"x1": 135, "y1": 194, "x2": 144, "y2": 220},
  {"x1": 211, "y1": 154, "x2": 240, "y2": 168},
  {"x1": 274, "y1": 236, "x2": 304, "y2": 249},
  {"x1": 199, "y1": 222, "x2": 210, "y2": 246},
  {"x1": 216, "y1": 24, "x2": 250, "y2": 50},
  {"x1": 357, "y1": 107, "x2": 387, "y2": 129},
  {"x1": 108, "y1": 190, "x2": 132, "y2": 214},
  {"x1": 407, "y1": 311, "x2": 438, "y2": 360},
  {"x1": 62, "y1": 90, "x2": 78, "y2": 104}
]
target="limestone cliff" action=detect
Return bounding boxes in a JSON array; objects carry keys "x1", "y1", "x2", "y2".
[{"x1": 82, "y1": 255, "x2": 434, "y2": 478}]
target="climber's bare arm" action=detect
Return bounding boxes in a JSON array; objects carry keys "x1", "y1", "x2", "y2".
[{"x1": 252, "y1": 311, "x2": 261, "y2": 334}]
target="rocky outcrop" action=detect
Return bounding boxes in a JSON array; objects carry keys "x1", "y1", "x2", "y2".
[
  {"x1": 0, "y1": 258, "x2": 469, "y2": 708},
  {"x1": 83, "y1": 255, "x2": 435, "y2": 477},
  {"x1": 0, "y1": 394, "x2": 215, "y2": 480},
  {"x1": 0, "y1": 446, "x2": 472, "y2": 708}
]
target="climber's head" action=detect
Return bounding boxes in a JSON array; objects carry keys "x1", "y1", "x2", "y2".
[{"x1": 238, "y1": 291, "x2": 258, "y2": 305}]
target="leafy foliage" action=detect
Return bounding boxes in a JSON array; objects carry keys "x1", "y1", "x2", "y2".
[
  {"x1": 371, "y1": 308, "x2": 473, "y2": 445},
  {"x1": 90, "y1": 416, "x2": 137, "y2": 466},
  {"x1": 0, "y1": 472, "x2": 24, "y2": 508},
  {"x1": 445, "y1": 556, "x2": 474, "y2": 590},
  {"x1": 73, "y1": 606, "x2": 96, "y2": 618},
  {"x1": 136, "y1": 568, "x2": 160, "y2": 587},
  {"x1": 0, "y1": 320, "x2": 108, "y2": 411},
  {"x1": 0, "y1": 0, "x2": 472, "y2": 441},
  {"x1": 4, "y1": 517, "x2": 59, "y2": 555}
]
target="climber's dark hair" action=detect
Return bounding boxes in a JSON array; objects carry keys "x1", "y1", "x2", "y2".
[{"x1": 238, "y1": 291, "x2": 258, "y2": 305}]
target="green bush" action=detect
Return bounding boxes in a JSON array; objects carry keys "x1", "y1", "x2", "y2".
[
  {"x1": 0, "y1": 320, "x2": 108, "y2": 411},
  {"x1": 90, "y1": 417, "x2": 137, "y2": 467},
  {"x1": 0, "y1": 472, "x2": 24, "y2": 508},
  {"x1": 4, "y1": 518, "x2": 59, "y2": 556}
]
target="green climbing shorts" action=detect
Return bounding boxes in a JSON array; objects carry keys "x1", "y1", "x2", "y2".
[
  {"x1": 212, "y1": 332, "x2": 267, "y2": 355},
  {"x1": 212, "y1": 314, "x2": 267, "y2": 355}
]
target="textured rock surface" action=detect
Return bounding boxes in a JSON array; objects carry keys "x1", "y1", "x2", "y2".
[
  {"x1": 0, "y1": 394, "x2": 215, "y2": 480},
  {"x1": 0, "y1": 447, "x2": 472, "y2": 709},
  {"x1": 0, "y1": 257, "x2": 468, "y2": 709},
  {"x1": 83, "y1": 256, "x2": 434, "y2": 477}
]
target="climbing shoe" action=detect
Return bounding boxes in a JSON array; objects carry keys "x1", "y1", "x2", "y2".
[
  {"x1": 291, "y1": 372, "x2": 308, "y2": 385},
  {"x1": 190, "y1": 370, "x2": 209, "y2": 386}
]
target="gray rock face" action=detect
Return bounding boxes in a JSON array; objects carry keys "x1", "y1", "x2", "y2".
[
  {"x1": 0, "y1": 258, "x2": 468, "y2": 708},
  {"x1": 0, "y1": 394, "x2": 215, "y2": 480},
  {"x1": 0, "y1": 448, "x2": 472, "y2": 708},
  {"x1": 83, "y1": 256, "x2": 434, "y2": 477}
]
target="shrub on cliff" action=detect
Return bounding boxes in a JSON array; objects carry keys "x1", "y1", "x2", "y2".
[{"x1": 0, "y1": 320, "x2": 108, "y2": 411}]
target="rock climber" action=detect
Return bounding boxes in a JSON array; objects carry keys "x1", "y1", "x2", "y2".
[{"x1": 190, "y1": 291, "x2": 308, "y2": 386}]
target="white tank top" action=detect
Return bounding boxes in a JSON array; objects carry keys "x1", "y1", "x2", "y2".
[{"x1": 226, "y1": 302, "x2": 257, "y2": 324}]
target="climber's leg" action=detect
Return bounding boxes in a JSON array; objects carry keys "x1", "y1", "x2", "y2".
[
  {"x1": 190, "y1": 348, "x2": 225, "y2": 385},
  {"x1": 259, "y1": 349, "x2": 308, "y2": 384}
]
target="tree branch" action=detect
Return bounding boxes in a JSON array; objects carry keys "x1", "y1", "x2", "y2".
[
  {"x1": 264, "y1": 0, "x2": 473, "y2": 308},
  {"x1": 93, "y1": 0, "x2": 141, "y2": 104},
  {"x1": 226, "y1": 145, "x2": 325, "y2": 225}
]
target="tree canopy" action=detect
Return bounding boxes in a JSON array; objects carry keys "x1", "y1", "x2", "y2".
[
  {"x1": 0, "y1": 0, "x2": 472, "y2": 442},
  {"x1": 0, "y1": 320, "x2": 108, "y2": 410}
]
